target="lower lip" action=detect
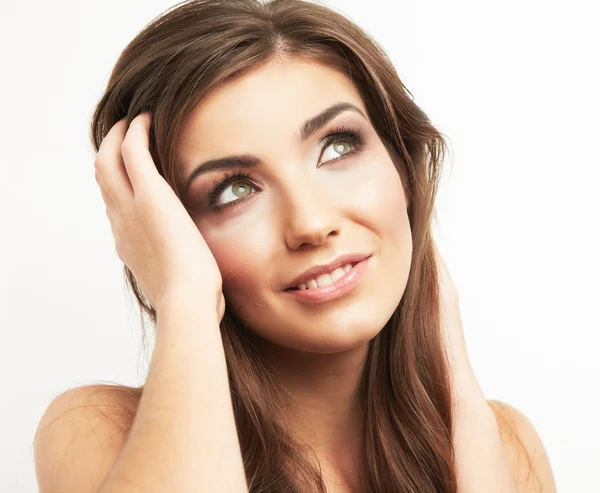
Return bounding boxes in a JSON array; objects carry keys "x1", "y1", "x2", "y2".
[{"x1": 283, "y1": 256, "x2": 371, "y2": 304}]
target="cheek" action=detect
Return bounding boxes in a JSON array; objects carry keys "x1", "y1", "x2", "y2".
[
  {"x1": 202, "y1": 222, "x2": 273, "y2": 301},
  {"x1": 348, "y1": 156, "x2": 408, "y2": 236},
  {"x1": 377, "y1": 170, "x2": 408, "y2": 235},
  {"x1": 381, "y1": 172, "x2": 411, "y2": 254}
]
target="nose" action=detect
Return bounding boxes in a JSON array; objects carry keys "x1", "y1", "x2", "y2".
[{"x1": 280, "y1": 173, "x2": 341, "y2": 250}]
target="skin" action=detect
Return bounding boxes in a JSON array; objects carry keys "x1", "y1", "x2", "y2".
[
  {"x1": 24, "y1": 28, "x2": 555, "y2": 488},
  {"x1": 90, "y1": 57, "x2": 555, "y2": 493},
  {"x1": 175, "y1": 58, "x2": 413, "y2": 490}
]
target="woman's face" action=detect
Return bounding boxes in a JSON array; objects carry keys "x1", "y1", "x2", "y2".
[{"x1": 176, "y1": 58, "x2": 412, "y2": 354}]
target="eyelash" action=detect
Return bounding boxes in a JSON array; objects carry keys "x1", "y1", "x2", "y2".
[{"x1": 207, "y1": 125, "x2": 364, "y2": 211}]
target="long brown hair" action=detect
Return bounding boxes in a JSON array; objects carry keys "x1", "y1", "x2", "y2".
[{"x1": 89, "y1": 0, "x2": 456, "y2": 491}]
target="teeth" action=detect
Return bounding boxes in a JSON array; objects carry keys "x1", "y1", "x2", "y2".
[
  {"x1": 316, "y1": 273, "x2": 334, "y2": 287},
  {"x1": 294, "y1": 263, "x2": 354, "y2": 290},
  {"x1": 330, "y1": 267, "x2": 346, "y2": 282}
]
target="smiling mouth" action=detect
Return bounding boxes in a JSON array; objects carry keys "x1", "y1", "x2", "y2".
[
  {"x1": 281, "y1": 257, "x2": 371, "y2": 305},
  {"x1": 284, "y1": 262, "x2": 359, "y2": 291}
]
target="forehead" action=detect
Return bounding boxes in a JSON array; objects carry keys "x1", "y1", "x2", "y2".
[{"x1": 176, "y1": 59, "x2": 367, "y2": 166}]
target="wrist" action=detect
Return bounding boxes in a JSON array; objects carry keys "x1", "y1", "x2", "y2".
[
  {"x1": 156, "y1": 286, "x2": 221, "y2": 321},
  {"x1": 154, "y1": 290, "x2": 223, "y2": 343},
  {"x1": 450, "y1": 363, "x2": 486, "y2": 405},
  {"x1": 452, "y1": 381, "x2": 497, "y2": 433}
]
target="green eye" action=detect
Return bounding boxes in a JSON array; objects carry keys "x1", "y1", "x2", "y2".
[
  {"x1": 321, "y1": 138, "x2": 353, "y2": 163},
  {"x1": 334, "y1": 141, "x2": 352, "y2": 154},
  {"x1": 231, "y1": 182, "x2": 251, "y2": 198},
  {"x1": 217, "y1": 180, "x2": 254, "y2": 206},
  {"x1": 209, "y1": 171, "x2": 256, "y2": 210}
]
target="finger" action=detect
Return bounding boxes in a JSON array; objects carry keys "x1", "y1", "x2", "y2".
[
  {"x1": 104, "y1": 206, "x2": 123, "y2": 257},
  {"x1": 96, "y1": 181, "x2": 124, "y2": 257},
  {"x1": 95, "y1": 169, "x2": 117, "y2": 210},
  {"x1": 120, "y1": 112, "x2": 159, "y2": 191},
  {"x1": 95, "y1": 174, "x2": 120, "y2": 244},
  {"x1": 94, "y1": 118, "x2": 134, "y2": 209}
]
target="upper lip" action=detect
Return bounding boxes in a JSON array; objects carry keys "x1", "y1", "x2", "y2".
[{"x1": 283, "y1": 253, "x2": 372, "y2": 290}]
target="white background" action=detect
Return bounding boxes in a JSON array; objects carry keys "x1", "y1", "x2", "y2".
[{"x1": 1, "y1": 0, "x2": 598, "y2": 491}]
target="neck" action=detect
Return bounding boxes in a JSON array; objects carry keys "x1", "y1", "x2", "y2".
[{"x1": 250, "y1": 334, "x2": 369, "y2": 458}]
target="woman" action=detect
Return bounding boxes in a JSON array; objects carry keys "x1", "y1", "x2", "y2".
[{"x1": 33, "y1": 0, "x2": 556, "y2": 491}]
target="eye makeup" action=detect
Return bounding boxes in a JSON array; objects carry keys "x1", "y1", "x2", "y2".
[
  {"x1": 202, "y1": 122, "x2": 366, "y2": 212},
  {"x1": 208, "y1": 170, "x2": 257, "y2": 211},
  {"x1": 316, "y1": 124, "x2": 364, "y2": 168}
]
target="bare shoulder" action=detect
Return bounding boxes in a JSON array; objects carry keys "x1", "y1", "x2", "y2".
[
  {"x1": 487, "y1": 399, "x2": 557, "y2": 493},
  {"x1": 34, "y1": 384, "x2": 142, "y2": 493}
]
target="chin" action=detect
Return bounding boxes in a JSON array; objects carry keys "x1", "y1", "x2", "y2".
[
  {"x1": 249, "y1": 328, "x2": 376, "y2": 355},
  {"x1": 244, "y1": 294, "x2": 399, "y2": 355}
]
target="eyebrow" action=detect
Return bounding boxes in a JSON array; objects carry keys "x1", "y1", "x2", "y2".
[{"x1": 184, "y1": 102, "x2": 367, "y2": 192}]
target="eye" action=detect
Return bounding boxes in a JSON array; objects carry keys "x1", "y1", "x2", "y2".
[
  {"x1": 209, "y1": 171, "x2": 256, "y2": 210},
  {"x1": 321, "y1": 139, "x2": 353, "y2": 163},
  {"x1": 218, "y1": 180, "x2": 254, "y2": 206},
  {"x1": 318, "y1": 127, "x2": 363, "y2": 166}
]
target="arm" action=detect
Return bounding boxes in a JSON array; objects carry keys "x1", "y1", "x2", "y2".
[
  {"x1": 99, "y1": 292, "x2": 247, "y2": 493},
  {"x1": 452, "y1": 387, "x2": 519, "y2": 493},
  {"x1": 34, "y1": 293, "x2": 248, "y2": 493},
  {"x1": 92, "y1": 112, "x2": 247, "y2": 492},
  {"x1": 453, "y1": 390, "x2": 556, "y2": 493},
  {"x1": 34, "y1": 112, "x2": 248, "y2": 493},
  {"x1": 434, "y1": 245, "x2": 555, "y2": 492}
]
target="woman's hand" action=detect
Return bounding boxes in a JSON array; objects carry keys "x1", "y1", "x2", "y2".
[
  {"x1": 433, "y1": 243, "x2": 485, "y2": 406},
  {"x1": 94, "y1": 112, "x2": 225, "y2": 321}
]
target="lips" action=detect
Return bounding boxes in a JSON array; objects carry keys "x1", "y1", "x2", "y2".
[{"x1": 283, "y1": 253, "x2": 372, "y2": 291}]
